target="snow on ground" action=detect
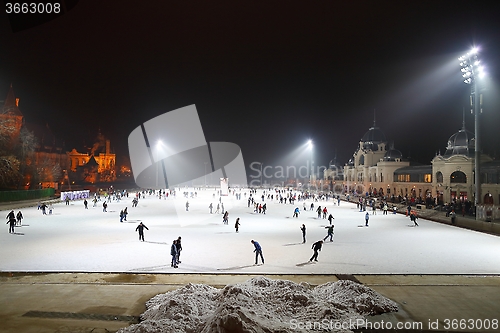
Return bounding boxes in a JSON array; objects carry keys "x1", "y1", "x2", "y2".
[
  {"x1": 117, "y1": 276, "x2": 398, "y2": 333},
  {"x1": 1, "y1": 188, "x2": 500, "y2": 274}
]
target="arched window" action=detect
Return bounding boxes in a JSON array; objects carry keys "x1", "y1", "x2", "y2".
[
  {"x1": 359, "y1": 155, "x2": 364, "y2": 165},
  {"x1": 450, "y1": 171, "x2": 467, "y2": 183},
  {"x1": 436, "y1": 171, "x2": 443, "y2": 183},
  {"x1": 484, "y1": 193, "x2": 494, "y2": 204}
]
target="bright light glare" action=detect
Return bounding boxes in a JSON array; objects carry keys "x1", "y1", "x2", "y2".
[
  {"x1": 307, "y1": 140, "x2": 313, "y2": 149},
  {"x1": 470, "y1": 47, "x2": 478, "y2": 54}
]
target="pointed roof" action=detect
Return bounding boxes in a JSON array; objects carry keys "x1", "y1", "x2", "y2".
[{"x1": 2, "y1": 84, "x2": 23, "y2": 117}]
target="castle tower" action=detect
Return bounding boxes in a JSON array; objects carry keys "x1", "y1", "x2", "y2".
[{"x1": 0, "y1": 84, "x2": 24, "y2": 148}]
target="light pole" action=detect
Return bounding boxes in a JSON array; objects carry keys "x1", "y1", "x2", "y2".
[
  {"x1": 459, "y1": 47, "x2": 485, "y2": 219},
  {"x1": 307, "y1": 140, "x2": 313, "y2": 188},
  {"x1": 204, "y1": 162, "x2": 208, "y2": 188},
  {"x1": 155, "y1": 140, "x2": 162, "y2": 189}
]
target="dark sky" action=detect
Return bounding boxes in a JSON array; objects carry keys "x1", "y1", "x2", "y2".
[{"x1": 1, "y1": 1, "x2": 500, "y2": 176}]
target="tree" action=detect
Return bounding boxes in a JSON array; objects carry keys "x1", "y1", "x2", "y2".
[{"x1": 0, "y1": 155, "x2": 21, "y2": 189}]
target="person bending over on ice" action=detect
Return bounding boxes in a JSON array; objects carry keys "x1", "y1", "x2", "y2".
[{"x1": 251, "y1": 240, "x2": 264, "y2": 265}]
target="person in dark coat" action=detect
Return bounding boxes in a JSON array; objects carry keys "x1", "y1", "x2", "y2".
[
  {"x1": 170, "y1": 240, "x2": 178, "y2": 268},
  {"x1": 135, "y1": 222, "x2": 149, "y2": 241},
  {"x1": 235, "y1": 218, "x2": 240, "y2": 232},
  {"x1": 6, "y1": 210, "x2": 16, "y2": 233},
  {"x1": 323, "y1": 225, "x2": 334, "y2": 242},
  {"x1": 16, "y1": 211, "x2": 23, "y2": 226},
  {"x1": 175, "y1": 236, "x2": 182, "y2": 263},
  {"x1": 251, "y1": 240, "x2": 264, "y2": 265},
  {"x1": 310, "y1": 240, "x2": 323, "y2": 262},
  {"x1": 300, "y1": 224, "x2": 306, "y2": 243},
  {"x1": 84, "y1": 199, "x2": 88, "y2": 209}
]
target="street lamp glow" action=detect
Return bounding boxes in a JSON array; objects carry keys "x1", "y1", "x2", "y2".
[
  {"x1": 458, "y1": 46, "x2": 486, "y2": 219},
  {"x1": 307, "y1": 140, "x2": 313, "y2": 149}
]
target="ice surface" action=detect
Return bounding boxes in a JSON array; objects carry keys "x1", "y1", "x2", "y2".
[{"x1": 1, "y1": 188, "x2": 500, "y2": 274}]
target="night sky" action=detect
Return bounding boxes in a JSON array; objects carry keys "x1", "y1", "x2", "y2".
[{"x1": 1, "y1": 1, "x2": 500, "y2": 178}]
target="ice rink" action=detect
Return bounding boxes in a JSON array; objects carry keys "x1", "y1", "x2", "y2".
[{"x1": 2, "y1": 188, "x2": 500, "y2": 274}]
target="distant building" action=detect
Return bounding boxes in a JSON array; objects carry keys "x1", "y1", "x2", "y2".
[
  {"x1": 327, "y1": 116, "x2": 500, "y2": 212},
  {"x1": 1, "y1": 85, "x2": 116, "y2": 188}
]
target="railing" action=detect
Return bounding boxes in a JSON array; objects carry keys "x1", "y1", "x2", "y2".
[{"x1": 0, "y1": 188, "x2": 55, "y2": 202}]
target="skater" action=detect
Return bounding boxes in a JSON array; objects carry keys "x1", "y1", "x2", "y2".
[
  {"x1": 6, "y1": 210, "x2": 16, "y2": 233},
  {"x1": 251, "y1": 240, "x2": 264, "y2": 265},
  {"x1": 123, "y1": 207, "x2": 128, "y2": 221},
  {"x1": 223, "y1": 211, "x2": 229, "y2": 224},
  {"x1": 235, "y1": 218, "x2": 240, "y2": 232},
  {"x1": 221, "y1": 203, "x2": 225, "y2": 214},
  {"x1": 316, "y1": 206, "x2": 322, "y2": 218},
  {"x1": 135, "y1": 222, "x2": 149, "y2": 241},
  {"x1": 170, "y1": 240, "x2": 178, "y2": 268},
  {"x1": 410, "y1": 211, "x2": 419, "y2": 226},
  {"x1": 185, "y1": 201, "x2": 189, "y2": 211},
  {"x1": 209, "y1": 203, "x2": 213, "y2": 214},
  {"x1": 293, "y1": 207, "x2": 300, "y2": 218},
  {"x1": 327, "y1": 213, "x2": 334, "y2": 225},
  {"x1": 323, "y1": 225, "x2": 334, "y2": 242},
  {"x1": 300, "y1": 224, "x2": 306, "y2": 243},
  {"x1": 215, "y1": 203, "x2": 220, "y2": 214},
  {"x1": 365, "y1": 212, "x2": 369, "y2": 226},
  {"x1": 16, "y1": 211, "x2": 23, "y2": 226},
  {"x1": 119, "y1": 210, "x2": 124, "y2": 222},
  {"x1": 48, "y1": 204, "x2": 54, "y2": 215},
  {"x1": 322, "y1": 206, "x2": 328, "y2": 219},
  {"x1": 450, "y1": 210, "x2": 456, "y2": 224},
  {"x1": 40, "y1": 203, "x2": 47, "y2": 215},
  {"x1": 310, "y1": 240, "x2": 323, "y2": 262},
  {"x1": 84, "y1": 199, "x2": 88, "y2": 209},
  {"x1": 102, "y1": 202, "x2": 107, "y2": 212},
  {"x1": 176, "y1": 236, "x2": 182, "y2": 263}
]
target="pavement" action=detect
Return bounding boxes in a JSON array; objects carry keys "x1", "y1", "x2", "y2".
[{"x1": 0, "y1": 196, "x2": 499, "y2": 332}]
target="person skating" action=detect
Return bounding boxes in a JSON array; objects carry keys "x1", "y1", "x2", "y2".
[
  {"x1": 170, "y1": 240, "x2": 178, "y2": 268},
  {"x1": 40, "y1": 203, "x2": 47, "y2": 215},
  {"x1": 175, "y1": 236, "x2": 182, "y2": 263},
  {"x1": 102, "y1": 202, "x2": 107, "y2": 212},
  {"x1": 135, "y1": 222, "x2": 149, "y2": 241},
  {"x1": 323, "y1": 225, "x2": 334, "y2": 242},
  {"x1": 223, "y1": 211, "x2": 229, "y2": 224},
  {"x1": 310, "y1": 240, "x2": 323, "y2": 262},
  {"x1": 251, "y1": 240, "x2": 264, "y2": 265},
  {"x1": 16, "y1": 211, "x2": 23, "y2": 226},
  {"x1": 300, "y1": 224, "x2": 306, "y2": 243},
  {"x1": 185, "y1": 201, "x2": 189, "y2": 211},
  {"x1": 120, "y1": 210, "x2": 124, "y2": 222},
  {"x1": 235, "y1": 218, "x2": 240, "y2": 232},
  {"x1": 410, "y1": 211, "x2": 419, "y2": 226},
  {"x1": 316, "y1": 206, "x2": 322, "y2": 218},
  {"x1": 365, "y1": 212, "x2": 369, "y2": 226},
  {"x1": 327, "y1": 213, "x2": 334, "y2": 225},
  {"x1": 84, "y1": 199, "x2": 88, "y2": 209},
  {"x1": 293, "y1": 207, "x2": 300, "y2": 218},
  {"x1": 209, "y1": 203, "x2": 213, "y2": 214},
  {"x1": 6, "y1": 210, "x2": 16, "y2": 234}
]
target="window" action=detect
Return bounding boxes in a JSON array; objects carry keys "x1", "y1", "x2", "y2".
[
  {"x1": 397, "y1": 174, "x2": 410, "y2": 182},
  {"x1": 436, "y1": 171, "x2": 443, "y2": 183},
  {"x1": 450, "y1": 171, "x2": 467, "y2": 183},
  {"x1": 424, "y1": 174, "x2": 432, "y2": 183}
]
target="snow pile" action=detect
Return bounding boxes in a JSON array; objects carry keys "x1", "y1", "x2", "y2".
[{"x1": 118, "y1": 277, "x2": 398, "y2": 333}]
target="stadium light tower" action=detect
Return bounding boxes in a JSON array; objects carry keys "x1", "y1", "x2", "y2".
[
  {"x1": 458, "y1": 47, "x2": 485, "y2": 219},
  {"x1": 307, "y1": 140, "x2": 314, "y2": 186},
  {"x1": 156, "y1": 140, "x2": 163, "y2": 189}
]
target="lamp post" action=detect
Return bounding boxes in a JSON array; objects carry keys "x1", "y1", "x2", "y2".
[
  {"x1": 307, "y1": 140, "x2": 313, "y2": 189},
  {"x1": 204, "y1": 162, "x2": 208, "y2": 188},
  {"x1": 459, "y1": 47, "x2": 485, "y2": 220},
  {"x1": 155, "y1": 140, "x2": 162, "y2": 189}
]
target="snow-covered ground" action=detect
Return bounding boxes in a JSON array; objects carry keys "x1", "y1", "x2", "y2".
[{"x1": 2, "y1": 188, "x2": 500, "y2": 274}]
